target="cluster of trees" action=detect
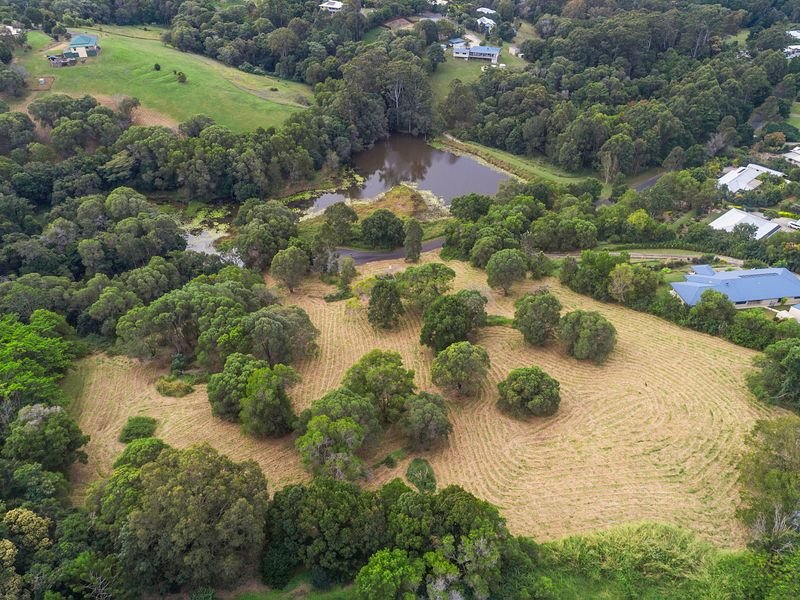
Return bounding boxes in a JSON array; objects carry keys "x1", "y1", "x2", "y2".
[
  {"x1": 443, "y1": 3, "x2": 793, "y2": 180},
  {"x1": 0, "y1": 314, "x2": 103, "y2": 598},
  {"x1": 163, "y1": 0, "x2": 435, "y2": 83}
]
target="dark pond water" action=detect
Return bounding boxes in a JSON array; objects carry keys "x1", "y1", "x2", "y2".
[{"x1": 309, "y1": 135, "x2": 510, "y2": 212}]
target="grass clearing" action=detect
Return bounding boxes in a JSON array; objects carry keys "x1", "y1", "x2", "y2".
[
  {"x1": 12, "y1": 26, "x2": 311, "y2": 131},
  {"x1": 434, "y1": 136, "x2": 591, "y2": 185},
  {"x1": 66, "y1": 251, "x2": 777, "y2": 547},
  {"x1": 430, "y1": 51, "x2": 526, "y2": 102}
]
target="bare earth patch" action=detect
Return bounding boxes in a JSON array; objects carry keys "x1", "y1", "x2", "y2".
[{"x1": 66, "y1": 251, "x2": 777, "y2": 547}]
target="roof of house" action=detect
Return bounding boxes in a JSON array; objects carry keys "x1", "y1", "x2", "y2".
[
  {"x1": 476, "y1": 7, "x2": 497, "y2": 14},
  {"x1": 448, "y1": 37, "x2": 465, "y2": 44},
  {"x1": 717, "y1": 163, "x2": 785, "y2": 193},
  {"x1": 470, "y1": 45, "x2": 500, "y2": 54},
  {"x1": 477, "y1": 16, "x2": 496, "y2": 26},
  {"x1": 789, "y1": 30, "x2": 800, "y2": 39},
  {"x1": 320, "y1": 0, "x2": 343, "y2": 6},
  {"x1": 69, "y1": 34, "x2": 98, "y2": 47},
  {"x1": 708, "y1": 208, "x2": 781, "y2": 241},
  {"x1": 783, "y1": 147, "x2": 800, "y2": 161},
  {"x1": 670, "y1": 267, "x2": 800, "y2": 306},
  {"x1": 691, "y1": 265, "x2": 716, "y2": 276}
]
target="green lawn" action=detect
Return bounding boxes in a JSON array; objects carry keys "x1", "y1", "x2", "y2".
[
  {"x1": 430, "y1": 50, "x2": 526, "y2": 102},
  {"x1": 13, "y1": 27, "x2": 312, "y2": 132},
  {"x1": 788, "y1": 101, "x2": 800, "y2": 129},
  {"x1": 234, "y1": 574, "x2": 351, "y2": 600}
]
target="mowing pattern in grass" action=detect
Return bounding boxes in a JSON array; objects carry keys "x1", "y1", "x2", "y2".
[
  {"x1": 66, "y1": 253, "x2": 775, "y2": 547},
  {"x1": 13, "y1": 27, "x2": 311, "y2": 131}
]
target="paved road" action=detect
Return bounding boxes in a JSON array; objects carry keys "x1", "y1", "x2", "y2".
[
  {"x1": 337, "y1": 239, "x2": 743, "y2": 266},
  {"x1": 337, "y1": 238, "x2": 445, "y2": 265}
]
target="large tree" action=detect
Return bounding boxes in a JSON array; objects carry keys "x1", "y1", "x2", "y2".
[
  {"x1": 421, "y1": 292, "x2": 486, "y2": 351},
  {"x1": 2, "y1": 405, "x2": 89, "y2": 472},
  {"x1": 748, "y1": 338, "x2": 800, "y2": 410},
  {"x1": 397, "y1": 263, "x2": 456, "y2": 309},
  {"x1": 361, "y1": 209, "x2": 405, "y2": 249},
  {"x1": 404, "y1": 218, "x2": 423, "y2": 262},
  {"x1": 207, "y1": 353, "x2": 270, "y2": 421},
  {"x1": 116, "y1": 444, "x2": 268, "y2": 592},
  {"x1": 270, "y1": 246, "x2": 308, "y2": 292},
  {"x1": 558, "y1": 310, "x2": 617, "y2": 363},
  {"x1": 431, "y1": 341, "x2": 490, "y2": 396},
  {"x1": 368, "y1": 277, "x2": 404, "y2": 329},
  {"x1": 486, "y1": 249, "x2": 528, "y2": 294},
  {"x1": 342, "y1": 350, "x2": 415, "y2": 423},
  {"x1": 497, "y1": 367, "x2": 561, "y2": 418},
  {"x1": 239, "y1": 365, "x2": 299, "y2": 437},
  {"x1": 324, "y1": 202, "x2": 358, "y2": 244},
  {"x1": 401, "y1": 392, "x2": 452, "y2": 449},
  {"x1": 513, "y1": 289, "x2": 562, "y2": 346},
  {"x1": 687, "y1": 289, "x2": 736, "y2": 335}
]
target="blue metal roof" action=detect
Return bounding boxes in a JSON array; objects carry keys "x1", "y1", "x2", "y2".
[
  {"x1": 670, "y1": 267, "x2": 800, "y2": 306},
  {"x1": 70, "y1": 34, "x2": 97, "y2": 47},
  {"x1": 692, "y1": 265, "x2": 716, "y2": 276},
  {"x1": 471, "y1": 45, "x2": 500, "y2": 53},
  {"x1": 448, "y1": 37, "x2": 465, "y2": 44}
]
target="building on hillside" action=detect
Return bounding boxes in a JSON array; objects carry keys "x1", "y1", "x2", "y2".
[
  {"x1": 476, "y1": 7, "x2": 497, "y2": 14},
  {"x1": 716, "y1": 163, "x2": 785, "y2": 194},
  {"x1": 670, "y1": 266, "x2": 800, "y2": 308},
  {"x1": 65, "y1": 34, "x2": 100, "y2": 58},
  {"x1": 785, "y1": 45, "x2": 800, "y2": 58},
  {"x1": 776, "y1": 303, "x2": 800, "y2": 322},
  {"x1": 452, "y1": 44, "x2": 500, "y2": 63},
  {"x1": 2, "y1": 24, "x2": 22, "y2": 37},
  {"x1": 477, "y1": 16, "x2": 496, "y2": 31},
  {"x1": 319, "y1": 0, "x2": 343, "y2": 12},
  {"x1": 789, "y1": 30, "x2": 800, "y2": 39},
  {"x1": 708, "y1": 208, "x2": 781, "y2": 241},
  {"x1": 782, "y1": 146, "x2": 800, "y2": 167},
  {"x1": 448, "y1": 37, "x2": 465, "y2": 46}
]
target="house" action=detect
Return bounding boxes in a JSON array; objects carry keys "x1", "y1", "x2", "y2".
[
  {"x1": 448, "y1": 37, "x2": 465, "y2": 46},
  {"x1": 2, "y1": 24, "x2": 22, "y2": 37},
  {"x1": 477, "y1": 16, "x2": 496, "y2": 31},
  {"x1": 782, "y1": 146, "x2": 800, "y2": 166},
  {"x1": 476, "y1": 7, "x2": 497, "y2": 14},
  {"x1": 319, "y1": 0, "x2": 343, "y2": 12},
  {"x1": 670, "y1": 266, "x2": 800, "y2": 308},
  {"x1": 708, "y1": 208, "x2": 781, "y2": 241},
  {"x1": 716, "y1": 163, "x2": 785, "y2": 194},
  {"x1": 788, "y1": 30, "x2": 800, "y2": 39},
  {"x1": 66, "y1": 34, "x2": 100, "y2": 58},
  {"x1": 452, "y1": 44, "x2": 501, "y2": 63}
]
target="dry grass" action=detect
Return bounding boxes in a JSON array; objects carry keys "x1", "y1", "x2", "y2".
[{"x1": 66, "y1": 251, "x2": 777, "y2": 547}]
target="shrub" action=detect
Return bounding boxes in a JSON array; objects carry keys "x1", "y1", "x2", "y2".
[
  {"x1": 153, "y1": 63, "x2": 161, "y2": 71},
  {"x1": 406, "y1": 458, "x2": 436, "y2": 493},
  {"x1": 113, "y1": 437, "x2": 168, "y2": 467},
  {"x1": 119, "y1": 416, "x2": 157, "y2": 443},
  {"x1": 431, "y1": 341, "x2": 490, "y2": 396},
  {"x1": 514, "y1": 289, "x2": 562, "y2": 346},
  {"x1": 155, "y1": 375, "x2": 194, "y2": 397}
]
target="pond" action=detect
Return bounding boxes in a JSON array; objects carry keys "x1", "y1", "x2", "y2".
[{"x1": 308, "y1": 135, "x2": 511, "y2": 213}]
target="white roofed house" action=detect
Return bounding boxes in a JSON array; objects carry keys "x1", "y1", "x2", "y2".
[
  {"x1": 477, "y1": 16, "x2": 496, "y2": 31},
  {"x1": 716, "y1": 163, "x2": 786, "y2": 194},
  {"x1": 708, "y1": 208, "x2": 781, "y2": 241},
  {"x1": 319, "y1": 0, "x2": 343, "y2": 12},
  {"x1": 2, "y1": 24, "x2": 22, "y2": 37},
  {"x1": 783, "y1": 146, "x2": 800, "y2": 167},
  {"x1": 476, "y1": 7, "x2": 497, "y2": 14}
]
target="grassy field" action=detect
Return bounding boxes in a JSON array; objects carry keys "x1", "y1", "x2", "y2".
[
  {"x1": 434, "y1": 136, "x2": 591, "y2": 185},
  {"x1": 789, "y1": 101, "x2": 800, "y2": 129},
  {"x1": 430, "y1": 51, "x2": 526, "y2": 102},
  {"x1": 12, "y1": 26, "x2": 311, "y2": 131},
  {"x1": 66, "y1": 251, "x2": 777, "y2": 547}
]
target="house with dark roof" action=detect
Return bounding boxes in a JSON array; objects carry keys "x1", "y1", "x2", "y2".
[{"x1": 670, "y1": 266, "x2": 800, "y2": 308}]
